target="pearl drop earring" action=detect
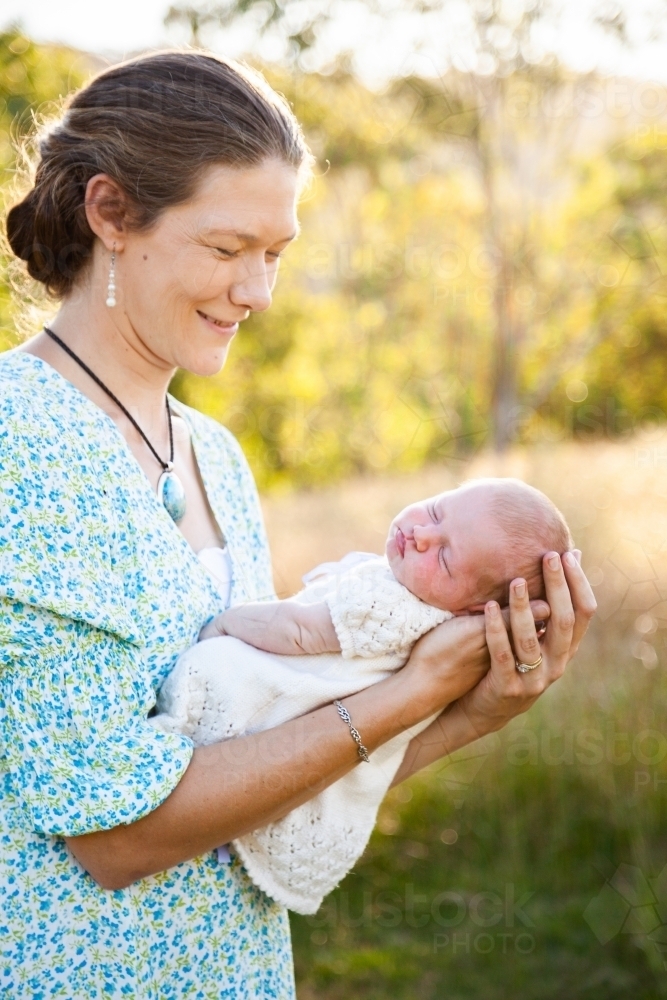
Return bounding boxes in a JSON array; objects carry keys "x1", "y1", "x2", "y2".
[{"x1": 106, "y1": 245, "x2": 117, "y2": 308}]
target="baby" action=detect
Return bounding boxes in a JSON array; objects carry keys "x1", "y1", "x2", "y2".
[
  {"x1": 203, "y1": 475, "x2": 569, "y2": 653},
  {"x1": 152, "y1": 478, "x2": 572, "y2": 914}
]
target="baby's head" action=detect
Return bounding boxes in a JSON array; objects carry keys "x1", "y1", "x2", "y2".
[{"x1": 385, "y1": 478, "x2": 573, "y2": 612}]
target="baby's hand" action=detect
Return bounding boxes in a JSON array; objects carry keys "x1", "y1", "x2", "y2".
[
  {"x1": 199, "y1": 614, "x2": 228, "y2": 642},
  {"x1": 199, "y1": 601, "x2": 341, "y2": 656}
]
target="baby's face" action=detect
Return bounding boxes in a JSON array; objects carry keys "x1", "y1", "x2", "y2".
[{"x1": 385, "y1": 483, "x2": 511, "y2": 612}]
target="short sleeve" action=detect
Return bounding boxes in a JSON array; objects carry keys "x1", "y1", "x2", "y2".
[{"x1": 0, "y1": 598, "x2": 194, "y2": 837}]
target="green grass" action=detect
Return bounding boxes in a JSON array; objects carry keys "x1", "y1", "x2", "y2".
[{"x1": 291, "y1": 699, "x2": 667, "y2": 997}]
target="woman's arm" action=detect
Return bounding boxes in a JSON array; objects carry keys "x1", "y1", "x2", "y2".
[
  {"x1": 67, "y1": 550, "x2": 593, "y2": 891},
  {"x1": 392, "y1": 549, "x2": 596, "y2": 784},
  {"x1": 65, "y1": 612, "x2": 491, "y2": 890}
]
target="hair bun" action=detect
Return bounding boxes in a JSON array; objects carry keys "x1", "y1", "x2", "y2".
[
  {"x1": 5, "y1": 150, "x2": 94, "y2": 295},
  {"x1": 6, "y1": 191, "x2": 39, "y2": 262},
  {"x1": 6, "y1": 186, "x2": 66, "y2": 289}
]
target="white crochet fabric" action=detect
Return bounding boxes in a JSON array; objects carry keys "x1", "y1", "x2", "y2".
[
  {"x1": 324, "y1": 555, "x2": 450, "y2": 659},
  {"x1": 152, "y1": 554, "x2": 452, "y2": 914}
]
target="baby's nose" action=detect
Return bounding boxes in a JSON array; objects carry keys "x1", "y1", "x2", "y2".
[{"x1": 412, "y1": 524, "x2": 436, "y2": 551}]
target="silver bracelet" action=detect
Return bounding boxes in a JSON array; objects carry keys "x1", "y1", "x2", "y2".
[{"x1": 334, "y1": 700, "x2": 370, "y2": 762}]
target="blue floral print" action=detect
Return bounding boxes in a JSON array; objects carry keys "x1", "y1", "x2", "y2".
[{"x1": 0, "y1": 350, "x2": 294, "y2": 998}]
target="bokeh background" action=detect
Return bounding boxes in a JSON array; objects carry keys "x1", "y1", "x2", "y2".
[{"x1": 2, "y1": 2, "x2": 667, "y2": 995}]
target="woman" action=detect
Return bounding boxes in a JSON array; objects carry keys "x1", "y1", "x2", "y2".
[{"x1": 0, "y1": 51, "x2": 595, "y2": 998}]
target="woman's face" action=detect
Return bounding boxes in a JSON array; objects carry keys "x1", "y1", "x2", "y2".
[{"x1": 115, "y1": 158, "x2": 300, "y2": 376}]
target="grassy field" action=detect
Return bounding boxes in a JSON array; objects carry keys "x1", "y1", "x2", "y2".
[{"x1": 261, "y1": 434, "x2": 667, "y2": 999}]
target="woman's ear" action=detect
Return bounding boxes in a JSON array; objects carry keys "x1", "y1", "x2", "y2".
[{"x1": 84, "y1": 173, "x2": 128, "y2": 252}]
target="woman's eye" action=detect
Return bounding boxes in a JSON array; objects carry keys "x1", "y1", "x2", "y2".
[{"x1": 213, "y1": 247, "x2": 284, "y2": 260}]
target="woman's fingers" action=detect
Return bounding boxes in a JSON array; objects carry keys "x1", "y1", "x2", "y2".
[
  {"x1": 453, "y1": 548, "x2": 595, "y2": 749},
  {"x1": 529, "y1": 599, "x2": 551, "y2": 621},
  {"x1": 541, "y1": 552, "x2": 577, "y2": 672},
  {"x1": 500, "y1": 600, "x2": 549, "y2": 638},
  {"x1": 508, "y1": 577, "x2": 543, "y2": 667},
  {"x1": 484, "y1": 601, "x2": 517, "y2": 681},
  {"x1": 562, "y1": 550, "x2": 597, "y2": 654}
]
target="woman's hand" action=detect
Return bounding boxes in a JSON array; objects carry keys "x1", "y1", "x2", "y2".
[
  {"x1": 449, "y1": 549, "x2": 596, "y2": 740},
  {"x1": 392, "y1": 549, "x2": 596, "y2": 784},
  {"x1": 400, "y1": 597, "x2": 551, "y2": 724}
]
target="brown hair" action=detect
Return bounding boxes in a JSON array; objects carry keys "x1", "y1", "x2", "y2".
[{"x1": 6, "y1": 50, "x2": 311, "y2": 297}]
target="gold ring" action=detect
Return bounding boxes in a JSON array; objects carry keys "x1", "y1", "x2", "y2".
[{"x1": 515, "y1": 654, "x2": 543, "y2": 674}]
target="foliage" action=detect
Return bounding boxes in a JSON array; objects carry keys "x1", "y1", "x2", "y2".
[
  {"x1": 173, "y1": 63, "x2": 667, "y2": 488},
  {"x1": 2, "y1": 27, "x2": 667, "y2": 488},
  {"x1": 164, "y1": 0, "x2": 667, "y2": 450},
  {"x1": 0, "y1": 26, "x2": 92, "y2": 345},
  {"x1": 165, "y1": 0, "x2": 333, "y2": 54}
]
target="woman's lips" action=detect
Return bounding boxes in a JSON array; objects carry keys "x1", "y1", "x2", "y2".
[
  {"x1": 197, "y1": 310, "x2": 239, "y2": 336},
  {"x1": 395, "y1": 528, "x2": 406, "y2": 557}
]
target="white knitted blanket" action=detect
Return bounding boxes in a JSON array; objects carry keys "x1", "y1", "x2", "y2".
[{"x1": 152, "y1": 554, "x2": 451, "y2": 914}]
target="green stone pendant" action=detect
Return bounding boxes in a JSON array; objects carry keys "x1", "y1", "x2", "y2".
[{"x1": 157, "y1": 464, "x2": 187, "y2": 523}]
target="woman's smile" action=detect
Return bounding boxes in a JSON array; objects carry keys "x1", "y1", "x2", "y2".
[{"x1": 196, "y1": 309, "x2": 239, "y2": 338}]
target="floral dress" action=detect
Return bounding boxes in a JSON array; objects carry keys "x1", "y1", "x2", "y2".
[{"x1": 0, "y1": 351, "x2": 295, "y2": 999}]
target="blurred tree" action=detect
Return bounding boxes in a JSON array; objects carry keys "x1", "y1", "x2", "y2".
[
  {"x1": 164, "y1": 4, "x2": 228, "y2": 47},
  {"x1": 164, "y1": 0, "x2": 335, "y2": 57},
  {"x1": 389, "y1": 13, "x2": 568, "y2": 448},
  {"x1": 3, "y1": 25, "x2": 667, "y2": 486},
  {"x1": 564, "y1": 130, "x2": 667, "y2": 438},
  {"x1": 0, "y1": 25, "x2": 92, "y2": 345},
  {"x1": 166, "y1": 0, "x2": 667, "y2": 450},
  {"x1": 131, "y1": 34, "x2": 667, "y2": 481}
]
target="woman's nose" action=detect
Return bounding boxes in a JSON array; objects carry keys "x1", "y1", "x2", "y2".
[{"x1": 230, "y1": 259, "x2": 273, "y2": 313}]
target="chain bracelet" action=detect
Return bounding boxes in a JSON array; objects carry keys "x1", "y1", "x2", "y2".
[{"x1": 334, "y1": 700, "x2": 370, "y2": 762}]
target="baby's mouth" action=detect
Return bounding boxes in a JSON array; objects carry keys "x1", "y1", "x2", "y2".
[{"x1": 395, "y1": 528, "x2": 406, "y2": 557}]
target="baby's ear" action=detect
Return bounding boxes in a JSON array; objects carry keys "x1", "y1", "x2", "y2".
[{"x1": 461, "y1": 602, "x2": 489, "y2": 615}]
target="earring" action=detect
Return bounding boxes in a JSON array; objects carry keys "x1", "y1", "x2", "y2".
[{"x1": 105, "y1": 245, "x2": 117, "y2": 308}]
